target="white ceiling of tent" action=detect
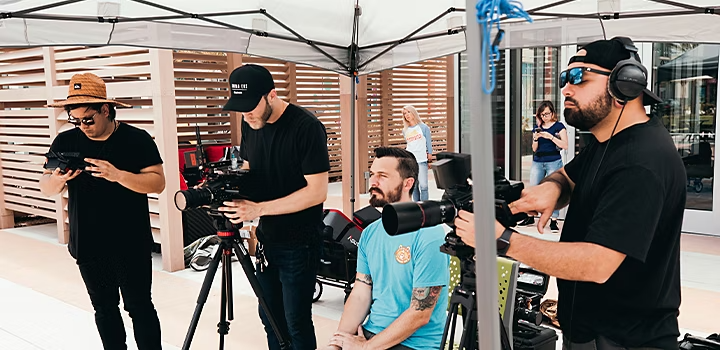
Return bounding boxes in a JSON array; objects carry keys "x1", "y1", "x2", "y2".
[
  {"x1": 499, "y1": 0, "x2": 720, "y2": 48},
  {"x1": 0, "y1": 0, "x2": 467, "y2": 74}
]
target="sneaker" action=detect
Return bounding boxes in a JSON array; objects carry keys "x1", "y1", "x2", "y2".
[
  {"x1": 549, "y1": 219, "x2": 560, "y2": 233},
  {"x1": 519, "y1": 217, "x2": 534, "y2": 226}
]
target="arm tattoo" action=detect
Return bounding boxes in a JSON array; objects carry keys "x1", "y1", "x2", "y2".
[
  {"x1": 411, "y1": 286, "x2": 442, "y2": 311},
  {"x1": 355, "y1": 274, "x2": 373, "y2": 286}
]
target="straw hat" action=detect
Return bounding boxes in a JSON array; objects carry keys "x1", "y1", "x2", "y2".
[{"x1": 46, "y1": 73, "x2": 132, "y2": 108}]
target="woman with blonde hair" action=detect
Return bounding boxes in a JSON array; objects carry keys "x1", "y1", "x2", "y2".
[{"x1": 402, "y1": 105, "x2": 433, "y2": 201}]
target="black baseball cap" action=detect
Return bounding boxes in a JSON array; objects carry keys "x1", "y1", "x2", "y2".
[
  {"x1": 222, "y1": 64, "x2": 275, "y2": 113},
  {"x1": 571, "y1": 38, "x2": 662, "y2": 106}
]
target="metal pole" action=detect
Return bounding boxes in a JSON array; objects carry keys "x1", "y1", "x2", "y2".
[
  {"x1": 467, "y1": 1, "x2": 501, "y2": 349},
  {"x1": 350, "y1": 73, "x2": 356, "y2": 216}
]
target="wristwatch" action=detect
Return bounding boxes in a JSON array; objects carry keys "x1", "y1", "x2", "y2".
[{"x1": 496, "y1": 227, "x2": 516, "y2": 256}]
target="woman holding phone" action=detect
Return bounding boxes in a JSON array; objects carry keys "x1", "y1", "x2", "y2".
[{"x1": 519, "y1": 100, "x2": 568, "y2": 232}]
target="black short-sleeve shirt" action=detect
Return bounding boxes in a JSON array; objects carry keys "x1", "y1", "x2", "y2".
[
  {"x1": 47, "y1": 123, "x2": 163, "y2": 263},
  {"x1": 240, "y1": 104, "x2": 330, "y2": 246},
  {"x1": 560, "y1": 117, "x2": 685, "y2": 349}
]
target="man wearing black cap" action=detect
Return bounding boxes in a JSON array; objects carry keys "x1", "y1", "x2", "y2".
[
  {"x1": 454, "y1": 37, "x2": 685, "y2": 349},
  {"x1": 219, "y1": 64, "x2": 330, "y2": 350}
]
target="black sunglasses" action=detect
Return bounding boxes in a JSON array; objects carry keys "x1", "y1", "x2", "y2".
[
  {"x1": 560, "y1": 67, "x2": 611, "y2": 88},
  {"x1": 67, "y1": 111, "x2": 98, "y2": 126}
]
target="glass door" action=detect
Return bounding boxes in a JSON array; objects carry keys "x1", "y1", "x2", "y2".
[{"x1": 651, "y1": 43, "x2": 719, "y2": 236}]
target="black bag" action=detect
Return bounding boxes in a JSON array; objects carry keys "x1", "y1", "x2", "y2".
[{"x1": 680, "y1": 333, "x2": 720, "y2": 350}]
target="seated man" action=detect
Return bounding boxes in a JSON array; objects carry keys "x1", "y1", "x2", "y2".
[{"x1": 325, "y1": 147, "x2": 450, "y2": 350}]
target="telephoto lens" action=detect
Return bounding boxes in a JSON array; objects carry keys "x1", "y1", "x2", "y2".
[{"x1": 382, "y1": 200, "x2": 457, "y2": 236}]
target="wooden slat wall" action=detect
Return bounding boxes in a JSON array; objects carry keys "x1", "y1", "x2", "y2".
[
  {"x1": 0, "y1": 48, "x2": 57, "y2": 219},
  {"x1": 362, "y1": 58, "x2": 452, "y2": 172}
]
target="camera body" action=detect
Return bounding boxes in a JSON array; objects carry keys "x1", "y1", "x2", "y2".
[
  {"x1": 44, "y1": 151, "x2": 93, "y2": 174},
  {"x1": 381, "y1": 152, "x2": 527, "y2": 260},
  {"x1": 174, "y1": 160, "x2": 253, "y2": 212}
]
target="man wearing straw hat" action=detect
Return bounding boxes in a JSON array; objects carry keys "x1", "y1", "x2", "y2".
[{"x1": 40, "y1": 73, "x2": 166, "y2": 350}]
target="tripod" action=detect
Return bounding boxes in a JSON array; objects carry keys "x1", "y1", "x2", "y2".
[{"x1": 182, "y1": 213, "x2": 290, "y2": 350}]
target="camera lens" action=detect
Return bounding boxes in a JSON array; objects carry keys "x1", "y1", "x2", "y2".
[
  {"x1": 382, "y1": 200, "x2": 457, "y2": 236},
  {"x1": 174, "y1": 188, "x2": 213, "y2": 211}
]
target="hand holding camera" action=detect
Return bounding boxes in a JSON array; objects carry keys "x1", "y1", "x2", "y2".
[{"x1": 218, "y1": 199, "x2": 264, "y2": 224}]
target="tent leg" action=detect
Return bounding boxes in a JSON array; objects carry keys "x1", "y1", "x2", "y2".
[
  {"x1": 466, "y1": 1, "x2": 502, "y2": 349},
  {"x1": 350, "y1": 74, "x2": 356, "y2": 217}
]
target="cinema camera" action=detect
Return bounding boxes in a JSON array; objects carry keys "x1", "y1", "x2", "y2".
[
  {"x1": 174, "y1": 160, "x2": 252, "y2": 212},
  {"x1": 381, "y1": 152, "x2": 527, "y2": 260},
  {"x1": 44, "y1": 150, "x2": 93, "y2": 174}
]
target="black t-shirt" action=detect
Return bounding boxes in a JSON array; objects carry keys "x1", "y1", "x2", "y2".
[
  {"x1": 240, "y1": 104, "x2": 330, "y2": 246},
  {"x1": 48, "y1": 123, "x2": 163, "y2": 263},
  {"x1": 559, "y1": 117, "x2": 685, "y2": 349}
]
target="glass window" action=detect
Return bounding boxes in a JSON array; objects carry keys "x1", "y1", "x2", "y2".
[
  {"x1": 652, "y1": 43, "x2": 718, "y2": 211},
  {"x1": 516, "y1": 47, "x2": 562, "y2": 187},
  {"x1": 459, "y1": 51, "x2": 506, "y2": 169}
]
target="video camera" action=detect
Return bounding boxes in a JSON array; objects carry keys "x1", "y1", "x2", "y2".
[
  {"x1": 174, "y1": 160, "x2": 253, "y2": 212},
  {"x1": 381, "y1": 152, "x2": 527, "y2": 260},
  {"x1": 44, "y1": 150, "x2": 93, "y2": 174}
]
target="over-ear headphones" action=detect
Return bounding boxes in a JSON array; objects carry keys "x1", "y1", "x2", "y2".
[{"x1": 607, "y1": 37, "x2": 647, "y2": 104}]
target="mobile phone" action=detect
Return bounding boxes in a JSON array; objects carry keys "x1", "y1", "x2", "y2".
[{"x1": 534, "y1": 128, "x2": 542, "y2": 133}]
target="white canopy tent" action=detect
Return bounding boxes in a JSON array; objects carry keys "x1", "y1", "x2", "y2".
[
  {"x1": 466, "y1": 1, "x2": 720, "y2": 349},
  {"x1": 0, "y1": 0, "x2": 467, "y2": 215}
]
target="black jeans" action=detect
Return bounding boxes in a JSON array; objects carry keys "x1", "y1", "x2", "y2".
[
  {"x1": 562, "y1": 335, "x2": 664, "y2": 350},
  {"x1": 256, "y1": 242, "x2": 321, "y2": 350},
  {"x1": 78, "y1": 255, "x2": 162, "y2": 350}
]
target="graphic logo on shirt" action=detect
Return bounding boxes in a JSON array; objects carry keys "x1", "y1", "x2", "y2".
[{"x1": 395, "y1": 245, "x2": 411, "y2": 264}]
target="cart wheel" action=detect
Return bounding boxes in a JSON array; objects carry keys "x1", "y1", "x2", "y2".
[
  {"x1": 313, "y1": 279, "x2": 323, "y2": 302},
  {"x1": 694, "y1": 180, "x2": 703, "y2": 193}
]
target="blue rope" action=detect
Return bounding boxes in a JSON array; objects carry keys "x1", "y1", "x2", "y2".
[{"x1": 476, "y1": 0, "x2": 532, "y2": 94}]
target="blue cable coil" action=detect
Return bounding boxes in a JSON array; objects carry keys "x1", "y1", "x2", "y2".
[{"x1": 476, "y1": 0, "x2": 532, "y2": 94}]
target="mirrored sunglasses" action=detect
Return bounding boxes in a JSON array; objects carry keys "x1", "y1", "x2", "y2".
[{"x1": 559, "y1": 67, "x2": 611, "y2": 88}]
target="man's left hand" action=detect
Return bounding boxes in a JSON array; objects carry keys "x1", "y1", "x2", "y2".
[
  {"x1": 218, "y1": 200, "x2": 264, "y2": 224},
  {"x1": 328, "y1": 326, "x2": 368, "y2": 350},
  {"x1": 84, "y1": 158, "x2": 125, "y2": 183}
]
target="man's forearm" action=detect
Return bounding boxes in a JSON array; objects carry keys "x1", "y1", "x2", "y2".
[
  {"x1": 364, "y1": 309, "x2": 429, "y2": 349},
  {"x1": 336, "y1": 292, "x2": 372, "y2": 334},
  {"x1": 540, "y1": 171, "x2": 572, "y2": 209},
  {"x1": 39, "y1": 174, "x2": 66, "y2": 196},
  {"x1": 505, "y1": 233, "x2": 618, "y2": 284},
  {"x1": 261, "y1": 186, "x2": 326, "y2": 216},
  {"x1": 117, "y1": 172, "x2": 165, "y2": 194}
]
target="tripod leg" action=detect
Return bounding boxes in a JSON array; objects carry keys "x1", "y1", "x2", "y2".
[
  {"x1": 217, "y1": 250, "x2": 231, "y2": 350},
  {"x1": 182, "y1": 242, "x2": 223, "y2": 350},
  {"x1": 441, "y1": 302, "x2": 459, "y2": 350},
  {"x1": 231, "y1": 241, "x2": 291, "y2": 350},
  {"x1": 224, "y1": 249, "x2": 234, "y2": 321}
]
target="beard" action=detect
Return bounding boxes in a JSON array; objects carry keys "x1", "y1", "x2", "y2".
[
  {"x1": 563, "y1": 92, "x2": 613, "y2": 131},
  {"x1": 249, "y1": 98, "x2": 273, "y2": 129},
  {"x1": 369, "y1": 183, "x2": 404, "y2": 208}
]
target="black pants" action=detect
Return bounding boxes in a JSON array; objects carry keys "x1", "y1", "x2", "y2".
[
  {"x1": 362, "y1": 328, "x2": 415, "y2": 350},
  {"x1": 78, "y1": 255, "x2": 162, "y2": 350},
  {"x1": 256, "y1": 242, "x2": 321, "y2": 350},
  {"x1": 562, "y1": 335, "x2": 664, "y2": 350}
]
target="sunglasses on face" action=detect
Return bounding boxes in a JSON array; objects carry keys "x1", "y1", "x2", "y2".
[
  {"x1": 559, "y1": 67, "x2": 611, "y2": 88},
  {"x1": 67, "y1": 111, "x2": 98, "y2": 126}
]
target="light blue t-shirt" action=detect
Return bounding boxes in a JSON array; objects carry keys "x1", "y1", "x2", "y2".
[{"x1": 357, "y1": 220, "x2": 450, "y2": 349}]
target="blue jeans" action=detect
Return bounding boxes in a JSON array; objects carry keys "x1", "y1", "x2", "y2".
[
  {"x1": 530, "y1": 158, "x2": 564, "y2": 218},
  {"x1": 256, "y1": 241, "x2": 321, "y2": 350},
  {"x1": 413, "y1": 161, "x2": 429, "y2": 201}
]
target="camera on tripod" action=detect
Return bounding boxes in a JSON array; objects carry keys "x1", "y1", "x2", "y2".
[
  {"x1": 381, "y1": 152, "x2": 528, "y2": 259},
  {"x1": 174, "y1": 160, "x2": 254, "y2": 212}
]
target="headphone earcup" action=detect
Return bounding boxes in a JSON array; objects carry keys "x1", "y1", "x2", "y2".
[{"x1": 608, "y1": 59, "x2": 647, "y2": 103}]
